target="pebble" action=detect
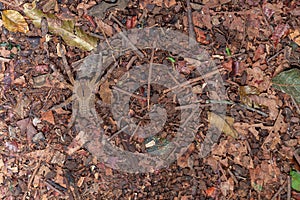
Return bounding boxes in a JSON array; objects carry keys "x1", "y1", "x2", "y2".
[{"x1": 32, "y1": 132, "x2": 45, "y2": 143}]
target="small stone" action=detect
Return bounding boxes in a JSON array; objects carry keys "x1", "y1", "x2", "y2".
[{"x1": 32, "y1": 132, "x2": 45, "y2": 143}]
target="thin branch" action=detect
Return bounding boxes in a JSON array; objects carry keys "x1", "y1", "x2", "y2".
[
  {"x1": 163, "y1": 69, "x2": 221, "y2": 94},
  {"x1": 186, "y1": 0, "x2": 196, "y2": 46},
  {"x1": 147, "y1": 47, "x2": 155, "y2": 111},
  {"x1": 271, "y1": 179, "x2": 287, "y2": 200},
  {"x1": 112, "y1": 86, "x2": 147, "y2": 101}
]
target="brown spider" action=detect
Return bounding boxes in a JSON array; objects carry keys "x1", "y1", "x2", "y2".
[{"x1": 51, "y1": 46, "x2": 103, "y2": 127}]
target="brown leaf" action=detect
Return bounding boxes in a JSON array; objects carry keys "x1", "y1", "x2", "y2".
[
  {"x1": 194, "y1": 28, "x2": 210, "y2": 44},
  {"x1": 208, "y1": 112, "x2": 238, "y2": 138},
  {"x1": 1, "y1": 10, "x2": 29, "y2": 33},
  {"x1": 271, "y1": 23, "x2": 290, "y2": 47},
  {"x1": 99, "y1": 80, "x2": 112, "y2": 104},
  {"x1": 164, "y1": 0, "x2": 176, "y2": 8},
  {"x1": 41, "y1": 110, "x2": 55, "y2": 125},
  {"x1": 66, "y1": 131, "x2": 89, "y2": 155},
  {"x1": 289, "y1": 29, "x2": 300, "y2": 46},
  {"x1": 95, "y1": 19, "x2": 113, "y2": 37}
]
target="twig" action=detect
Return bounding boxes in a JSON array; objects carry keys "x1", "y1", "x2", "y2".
[
  {"x1": 186, "y1": 0, "x2": 196, "y2": 46},
  {"x1": 22, "y1": 159, "x2": 42, "y2": 200},
  {"x1": 0, "y1": 56, "x2": 11, "y2": 62},
  {"x1": 163, "y1": 68, "x2": 221, "y2": 94},
  {"x1": 126, "y1": 55, "x2": 137, "y2": 70},
  {"x1": 271, "y1": 179, "x2": 287, "y2": 200},
  {"x1": 0, "y1": 0, "x2": 19, "y2": 8},
  {"x1": 291, "y1": 96, "x2": 300, "y2": 115},
  {"x1": 108, "y1": 124, "x2": 128, "y2": 141},
  {"x1": 147, "y1": 47, "x2": 155, "y2": 111},
  {"x1": 227, "y1": 168, "x2": 238, "y2": 184},
  {"x1": 287, "y1": 176, "x2": 291, "y2": 200},
  {"x1": 237, "y1": 103, "x2": 269, "y2": 117},
  {"x1": 112, "y1": 86, "x2": 147, "y2": 101},
  {"x1": 267, "y1": 49, "x2": 284, "y2": 65},
  {"x1": 294, "y1": 149, "x2": 300, "y2": 166}
]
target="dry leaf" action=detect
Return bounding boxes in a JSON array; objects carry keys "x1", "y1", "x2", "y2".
[
  {"x1": 208, "y1": 112, "x2": 238, "y2": 138},
  {"x1": 24, "y1": 2, "x2": 98, "y2": 51},
  {"x1": 95, "y1": 18, "x2": 113, "y2": 37},
  {"x1": 289, "y1": 29, "x2": 300, "y2": 46},
  {"x1": 67, "y1": 131, "x2": 89, "y2": 155},
  {"x1": 41, "y1": 110, "x2": 55, "y2": 125},
  {"x1": 1, "y1": 10, "x2": 29, "y2": 33},
  {"x1": 99, "y1": 80, "x2": 112, "y2": 104}
]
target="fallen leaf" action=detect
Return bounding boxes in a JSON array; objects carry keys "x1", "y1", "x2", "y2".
[
  {"x1": 208, "y1": 112, "x2": 238, "y2": 138},
  {"x1": 95, "y1": 18, "x2": 113, "y2": 37},
  {"x1": 23, "y1": 2, "x2": 98, "y2": 51},
  {"x1": 41, "y1": 110, "x2": 55, "y2": 125},
  {"x1": 1, "y1": 10, "x2": 29, "y2": 33},
  {"x1": 88, "y1": 0, "x2": 129, "y2": 18},
  {"x1": 126, "y1": 16, "x2": 138, "y2": 29},
  {"x1": 99, "y1": 80, "x2": 112, "y2": 104},
  {"x1": 292, "y1": 170, "x2": 300, "y2": 192},
  {"x1": 272, "y1": 68, "x2": 300, "y2": 104},
  {"x1": 289, "y1": 29, "x2": 300, "y2": 46},
  {"x1": 194, "y1": 28, "x2": 210, "y2": 44},
  {"x1": 206, "y1": 186, "x2": 217, "y2": 197},
  {"x1": 16, "y1": 118, "x2": 37, "y2": 144},
  {"x1": 239, "y1": 85, "x2": 260, "y2": 107},
  {"x1": 67, "y1": 131, "x2": 89, "y2": 155},
  {"x1": 164, "y1": 0, "x2": 176, "y2": 8},
  {"x1": 271, "y1": 23, "x2": 289, "y2": 47}
]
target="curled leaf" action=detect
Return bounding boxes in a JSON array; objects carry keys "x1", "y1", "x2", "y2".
[
  {"x1": 272, "y1": 68, "x2": 300, "y2": 104},
  {"x1": 23, "y1": 3, "x2": 98, "y2": 51},
  {"x1": 2, "y1": 10, "x2": 29, "y2": 33},
  {"x1": 239, "y1": 85, "x2": 260, "y2": 107},
  {"x1": 208, "y1": 112, "x2": 238, "y2": 138}
]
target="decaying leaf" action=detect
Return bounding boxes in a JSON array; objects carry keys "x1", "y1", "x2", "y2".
[
  {"x1": 99, "y1": 80, "x2": 112, "y2": 104},
  {"x1": 23, "y1": 2, "x2": 98, "y2": 51},
  {"x1": 272, "y1": 68, "x2": 300, "y2": 104},
  {"x1": 1, "y1": 10, "x2": 29, "y2": 33},
  {"x1": 239, "y1": 85, "x2": 260, "y2": 107},
  {"x1": 208, "y1": 112, "x2": 238, "y2": 138},
  {"x1": 40, "y1": 110, "x2": 55, "y2": 125},
  {"x1": 289, "y1": 29, "x2": 300, "y2": 46}
]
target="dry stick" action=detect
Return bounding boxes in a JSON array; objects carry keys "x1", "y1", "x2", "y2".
[
  {"x1": 22, "y1": 159, "x2": 42, "y2": 200},
  {"x1": 291, "y1": 96, "x2": 300, "y2": 115},
  {"x1": 147, "y1": 47, "x2": 155, "y2": 111},
  {"x1": 112, "y1": 86, "x2": 147, "y2": 101},
  {"x1": 287, "y1": 176, "x2": 291, "y2": 200},
  {"x1": 108, "y1": 124, "x2": 128, "y2": 141},
  {"x1": 294, "y1": 149, "x2": 300, "y2": 166},
  {"x1": 0, "y1": 56, "x2": 10, "y2": 62},
  {"x1": 0, "y1": 0, "x2": 19, "y2": 8},
  {"x1": 271, "y1": 179, "x2": 287, "y2": 200},
  {"x1": 126, "y1": 55, "x2": 137, "y2": 70},
  {"x1": 163, "y1": 69, "x2": 220, "y2": 94},
  {"x1": 186, "y1": 0, "x2": 196, "y2": 45}
]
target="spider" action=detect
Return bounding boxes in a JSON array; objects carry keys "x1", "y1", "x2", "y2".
[{"x1": 51, "y1": 46, "x2": 103, "y2": 128}]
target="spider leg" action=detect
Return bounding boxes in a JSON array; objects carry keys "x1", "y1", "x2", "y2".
[
  {"x1": 90, "y1": 53, "x2": 103, "y2": 86},
  {"x1": 51, "y1": 94, "x2": 75, "y2": 111},
  {"x1": 68, "y1": 103, "x2": 78, "y2": 129},
  {"x1": 59, "y1": 44, "x2": 75, "y2": 85}
]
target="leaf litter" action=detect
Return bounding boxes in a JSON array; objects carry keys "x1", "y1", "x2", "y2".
[{"x1": 0, "y1": 0, "x2": 299, "y2": 199}]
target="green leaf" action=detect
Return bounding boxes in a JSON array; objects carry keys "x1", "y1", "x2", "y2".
[
  {"x1": 226, "y1": 47, "x2": 231, "y2": 56},
  {"x1": 23, "y1": 2, "x2": 98, "y2": 51},
  {"x1": 272, "y1": 68, "x2": 300, "y2": 104},
  {"x1": 167, "y1": 57, "x2": 176, "y2": 63},
  {"x1": 290, "y1": 170, "x2": 300, "y2": 192}
]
